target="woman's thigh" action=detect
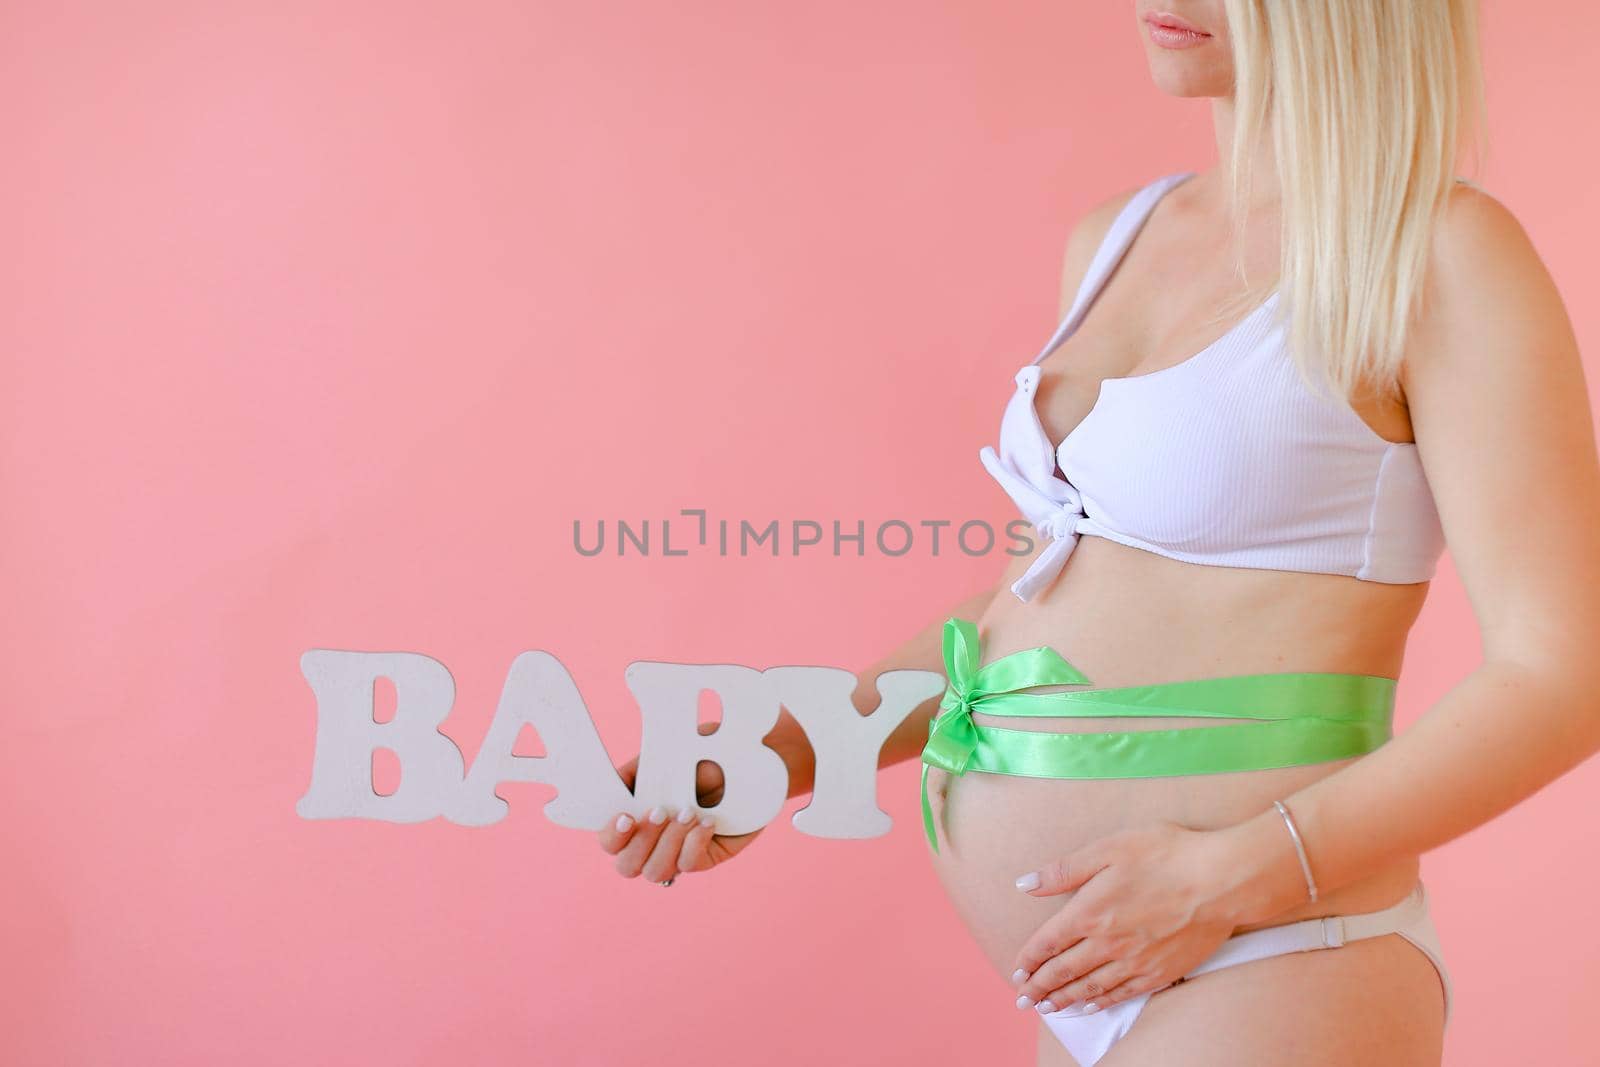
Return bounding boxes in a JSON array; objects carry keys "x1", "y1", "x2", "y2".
[
  {"x1": 1086, "y1": 933, "x2": 1446, "y2": 1067},
  {"x1": 1036, "y1": 1021, "x2": 1082, "y2": 1067}
]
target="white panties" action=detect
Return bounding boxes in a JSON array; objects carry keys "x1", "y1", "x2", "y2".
[{"x1": 1038, "y1": 880, "x2": 1451, "y2": 1066}]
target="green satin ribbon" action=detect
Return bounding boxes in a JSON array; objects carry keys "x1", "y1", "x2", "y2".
[{"x1": 918, "y1": 617, "x2": 1396, "y2": 853}]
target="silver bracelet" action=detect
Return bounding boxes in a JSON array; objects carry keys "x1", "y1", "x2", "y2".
[{"x1": 1272, "y1": 799, "x2": 1319, "y2": 903}]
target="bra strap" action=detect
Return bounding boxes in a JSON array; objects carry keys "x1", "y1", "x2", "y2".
[{"x1": 1028, "y1": 170, "x2": 1196, "y2": 366}]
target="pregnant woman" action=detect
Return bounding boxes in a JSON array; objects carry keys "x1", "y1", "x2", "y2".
[{"x1": 599, "y1": 2, "x2": 1600, "y2": 1064}]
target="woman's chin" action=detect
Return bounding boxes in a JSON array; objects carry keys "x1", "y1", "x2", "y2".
[{"x1": 1146, "y1": 65, "x2": 1231, "y2": 99}]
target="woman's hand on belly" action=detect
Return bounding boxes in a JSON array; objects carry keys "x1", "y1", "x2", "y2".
[{"x1": 1006, "y1": 818, "x2": 1290, "y2": 1016}]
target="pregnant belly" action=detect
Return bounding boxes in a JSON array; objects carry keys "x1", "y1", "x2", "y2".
[
  {"x1": 923, "y1": 537, "x2": 1429, "y2": 982},
  {"x1": 922, "y1": 751, "x2": 1421, "y2": 982}
]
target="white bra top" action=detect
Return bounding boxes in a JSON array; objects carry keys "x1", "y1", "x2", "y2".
[{"x1": 981, "y1": 170, "x2": 1447, "y2": 603}]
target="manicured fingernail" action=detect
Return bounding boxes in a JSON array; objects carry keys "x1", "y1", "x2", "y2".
[
  {"x1": 698, "y1": 816, "x2": 715, "y2": 829},
  {"x1": 1015, "y1": 871, "x2": 1040, "y2": 891},
  {"x1": 677, "y1": 808, "x2": 695, "y2": 824},
  {"x1": 615, "y1": 814, "x2": 634, "y2": 832},
  {"x1": 1010, "y1": 968, "x2": 1029, "y2": 984},
  {"x1": 1035, "y1": 999, "x2": 1057, "y2": 1014},
  {"x1": 1015, "y1": 994, "x2": 1033, "y2": 1010},
  {"x1": 649, "y1": 805, "x2": 668, "y2": 824},
  {"x1": 1084, "y1": 1002, "x2": 1099, "y2": 1014}
]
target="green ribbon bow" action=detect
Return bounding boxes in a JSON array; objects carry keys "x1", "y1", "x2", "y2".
[{"x1": 919, "y1": 617, "x2": 1089, "y2": 854}]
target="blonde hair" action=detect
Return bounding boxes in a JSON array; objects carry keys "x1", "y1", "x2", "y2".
[{"x1": 1217, "y1": 0, "x2": 1488, "y2": 406}]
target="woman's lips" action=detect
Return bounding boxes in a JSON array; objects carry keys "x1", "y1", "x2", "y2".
[{"x1": 1145, "y1": 12, "x2": 1212, "y2": 49}]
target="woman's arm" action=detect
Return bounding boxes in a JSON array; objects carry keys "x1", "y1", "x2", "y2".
[
  {"x1": 601, "y1": 580, "x2": 1000, "y2": 880},
  {"x1": 868, "y1": 584, "x2": 1000, "y2": 775},
  {"x1": 1213, "y1": 184, "x2": 1600, "y2": 923},
  {"x1": 764, "y1": 581, "x2": 999, "y2": 800}
]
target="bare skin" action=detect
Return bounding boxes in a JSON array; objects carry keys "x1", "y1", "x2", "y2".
[
  {"x1": 919, "y1": 167, "x2": 1446, "y2": 1063},
  {"x1": 599, "y1": 2, "x2": 1600, "y2": 1064}
]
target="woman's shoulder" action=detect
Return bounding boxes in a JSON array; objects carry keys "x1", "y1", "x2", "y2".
[
  {"x1": 1436, "y1": 178, "x2": 1527, "y2": 263},
  {"x1": 1426, "y1": 178, "x2": 1558, "y2": 331},
  {"x1": 1406, "y1": 177, "x2": 1576, "y2": 392},
  {"x1": 1053, "y1": 181, "x2": 1151, "y2": 318}
]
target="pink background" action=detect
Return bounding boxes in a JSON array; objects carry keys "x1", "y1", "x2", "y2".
[{"x1": 6, "y1": 3, "x2": 1598, "y2": 1064}]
